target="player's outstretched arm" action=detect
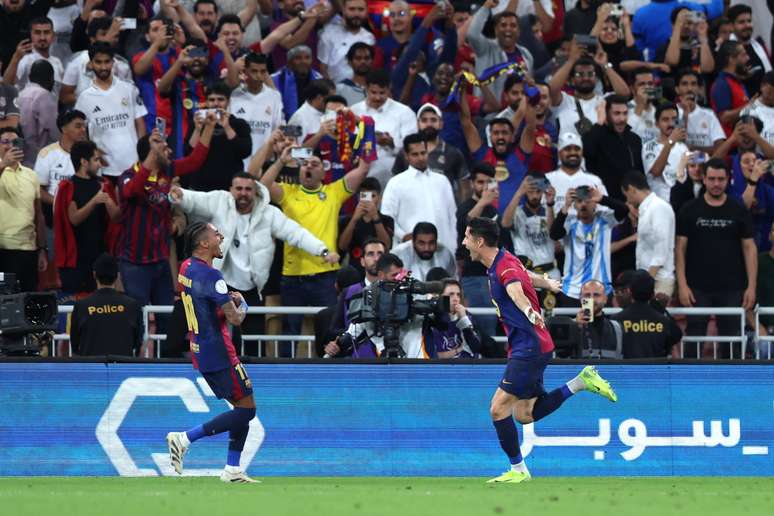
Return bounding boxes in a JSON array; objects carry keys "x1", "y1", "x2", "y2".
[
  {"x1": 505, "y1": 282, "x2": 545, "y2": 328},
  {"x1": 527, "y1": 271, "x2": 561, "y2": 293}
]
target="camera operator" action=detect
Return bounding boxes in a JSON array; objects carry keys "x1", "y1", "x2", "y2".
[
  {"x1": 612, "y1": 269, "x2": 682, "y2": 359},
  {"x1": 422, "y1": 279, "x2": 482, "y2": 359},
  {"x1": 568, "y1": 279, "x2": 623, "y2": 359}
]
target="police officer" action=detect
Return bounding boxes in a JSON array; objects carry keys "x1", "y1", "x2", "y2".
[
  {"x1": 613, "y1": 270, "x2": 682, "y2": 358},
  {"x1": 70, "y1": 254, "x2": 143, "y2": 356}
]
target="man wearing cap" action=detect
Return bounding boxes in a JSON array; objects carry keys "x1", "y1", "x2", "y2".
[
  {"x1": 613, "y1": 269, "x2": 682, "y2": 359},
  {"x1": 545, "y1": 132, "x2": 607, "y2": 210},
  {"x1": 392, "y1": 103, "x2": 469, "y2": 200}
]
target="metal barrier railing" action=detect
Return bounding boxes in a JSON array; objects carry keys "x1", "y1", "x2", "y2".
[{"x1": 51, "y1": 304, "x2": 769, "y2": 360}]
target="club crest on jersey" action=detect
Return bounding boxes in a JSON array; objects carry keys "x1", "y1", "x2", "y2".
[
  {"x1": 183, "y1": 98, "x2": 194, "y2": 110},
  {"x1": 121, "y1": 97, "x2": 129, "y2": 106}
]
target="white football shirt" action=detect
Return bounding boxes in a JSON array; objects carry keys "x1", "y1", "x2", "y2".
[
  {"x1": 229, "y1": 85, "x2": 284, "y2": 170},
  {"x1": 34, "y1": 142, "x2": 74, "y2": 199}
]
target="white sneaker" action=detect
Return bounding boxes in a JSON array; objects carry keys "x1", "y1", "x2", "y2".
[
  {"x1": 166, "y1": 432, "x2": 189, "y2": 475},
  {"x1": 220, "y1": 466, "x2": 260, "y2": 484}
]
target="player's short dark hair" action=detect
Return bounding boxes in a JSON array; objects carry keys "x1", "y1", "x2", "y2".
[
  {"x1": 376, "y1": 253, "x2": 403, "y2": 273},
  {"x1": 467, "y1": 217, "x2": 499, "y2": 247},
  {"x1": 621, "y1": 171, "x2": 649, "y2": 192},
  {"x1": 412, "y1": 222, "x2": 438, "y2": 240},
  {"x1": 346, "y1": 42, "x2": 374, "y2": 61},
  {"x1": 184, "y1": 222, "x2": 211, "y2": 257},
  {"x1": 29, "y1": 16, "x2": 53, "y2": 28},
  {"x1": 726, "y1": 4, "x2": 751, "y2": 22},
  {"x1": 206, "y1": 81, "x2": 232, "y2": 99},
  {"x1": 324, "y1": 94, "x2": 348, "y2": 107},
  {"x1": 488, "y1": 117, "x2": 514, "y2": 132},
  {"x1": 655, "y1": 102, "x2": 678, "y2": 121},
  {"x1": 365, "y1": 69, "x2": 391, "y2": 88},
  {"x1": 703, "y1": 158, "x2": 730, "y2": 177},
  {"x1": 675, "y1": 67, "x2": 700, "y2": 85},
  {"x1": 359, "y1": 177, "x2": 381, "y2": 193},
  {"x1": 57, "y1": 109, "x2": 86, "y2": 131},
  {"x1": 504, "y1": 73, "x2": 524, "y2": 92},
  {"x1": 362, "y1": 237, "x2": 386, "y2": 253},
  {"x1": 304, "y1": 80, "x2": 332, "y2": 102},
  {"x1": 605, "y1": 94, "x2": 630, "y2": 112},
  {"x1": 403, "y1": 132, "x2": 427, "y2": 153},
  {"x1": 87, "y1": 16, "x2": 113, "y2": 38},
  {"x1": 216, "y1": 14, "x2": 243, "y2": 34},
  {"x1": 245, "y1": 51, "x2": 268, "y2": 67},
  {"x1": 471, "y1": 162, "x2": 496, "y2": 180},
  {"x1": 194, "y1": 0, "x2": 218, "y2": 12},
  {"x1": 70, "y1": 140, "x2": 98, "y2": 170},
  {"x1": 88, "y1": 42, "x2": 115, "y2": 60},
  {"x1": 93, "y1": 253, "x2": 118, "y2": 285}
]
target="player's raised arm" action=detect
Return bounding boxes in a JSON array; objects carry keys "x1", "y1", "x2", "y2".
[
  {"x1": 505, "y1": 281, "x2": 544, "y2": 328},
  {"x1": 221, "y1": 291, "x2": 247, "y2": 326}
]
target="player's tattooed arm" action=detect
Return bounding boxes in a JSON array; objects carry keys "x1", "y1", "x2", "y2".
[
  {"x1": 506, "y1": 282, "x2": 545, "y2": 328},
  {"x1": 221, "y1": 301, "x2": 246, "y2": 326}
]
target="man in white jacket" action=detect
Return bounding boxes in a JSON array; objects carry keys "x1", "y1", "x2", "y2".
[{"x1": 170, "y1": 172, "x2": 338, "y2": 354}]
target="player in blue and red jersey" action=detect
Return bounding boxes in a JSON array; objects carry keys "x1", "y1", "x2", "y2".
[
  {"x1": 165, "y1": 222, "x2": 259, "y2": 483},
  {"x1": 462, "y1": 217, "x2": 617, "y2": 484}
]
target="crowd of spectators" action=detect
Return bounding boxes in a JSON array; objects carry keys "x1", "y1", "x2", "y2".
[{"x1": 0, "y1": 0, "x2": 772, "y2": 360}]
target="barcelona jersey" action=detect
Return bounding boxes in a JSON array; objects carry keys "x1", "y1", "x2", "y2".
[
  {"x1": 178, "y1": 257, "x2": 239, "y2": 373},
  {"x1": 487, "y1": 248, "x2": 554, "y2": 358}
]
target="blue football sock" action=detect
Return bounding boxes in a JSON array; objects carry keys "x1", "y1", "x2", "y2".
[
  {"x1": 227, "y1": 424, "x2": 250, "y2": 467},
  {"x1": 531, "y1": 386, "x2": 573, "y2": 422},
  {"x1": 185, "y1": 424, "x2": 206, "y2": 443},
  {"x1": 493, "y1": 416, "x2": 523, "y2": 465},
  {"x1": 188, "y1": 407, "x2": 255, "y2": 444}
]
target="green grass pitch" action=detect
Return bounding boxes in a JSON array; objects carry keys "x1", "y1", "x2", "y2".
[{"x1": 2, "y1": 477, "x2": 772, "y2": 516}]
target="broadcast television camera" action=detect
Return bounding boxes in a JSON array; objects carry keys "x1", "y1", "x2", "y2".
[{"x1": 346, "y1": 276, "x2": 449, "y2": 358}]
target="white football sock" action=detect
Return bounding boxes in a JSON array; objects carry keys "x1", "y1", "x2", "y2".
[{"x1": 567, "y1": 375, "x2": 585, "y2": 393}]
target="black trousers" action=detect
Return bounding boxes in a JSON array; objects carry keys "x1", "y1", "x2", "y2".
[
  {"x1": 684, "y1": 288, "x2": 744, "y2": 359},
  {"x1": 0, "y1": 249, "x2": 37, "y2": 292}
]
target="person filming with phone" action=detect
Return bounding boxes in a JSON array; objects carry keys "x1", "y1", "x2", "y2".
[{"x1": 555, "y1": 279, "x2": 622, "y2": 360}]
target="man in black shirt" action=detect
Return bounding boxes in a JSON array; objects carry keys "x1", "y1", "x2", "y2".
[
  {"x1": 185, "y1": 82, "x2": 252, "y2": 192},
  {"x1": 614, "y1": 270, "x2": 682, "y2": 359},
  {"x1": 582, "y1": 95, "x2": 645, "y2": 200},
  {"x1": 70, "y1": 253, "x2": 143, "y2": 356},
  {"x1": 676, "y1": 158, "x2": 757, "y2": 358},
  {"x1": 456, "y1": 162, "x2": 501, "y2": 337},
  {"x1": 563, "y1": 0, "x2": 598, "y2": 37}
]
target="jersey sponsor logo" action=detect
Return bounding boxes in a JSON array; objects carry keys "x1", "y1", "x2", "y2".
[
  {"x1": 215, "y1": 279, "x2": 228, "y2": 294},
  {"x1": 96, "y1": 377, "x2": 265, "y2": 476}
]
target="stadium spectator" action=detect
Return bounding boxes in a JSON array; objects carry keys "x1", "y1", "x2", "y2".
[
  {"x1": 582, "y1": 95, "x2": 645, "y2": 200},
  {"x1": 337, "y1": 177, "x2": 394, "y2": 273},
  {"x1": 314, "y1": 264, "x2": 362, "y2": 359},
  {"x1": 70, "y1": 253, "x2": 143, "y2": 357},
  {"x1": 632, "y1": 0, "x2": 723, "y2": 60},
  {"x1": 54, "y1": 140, "x2": 120, "y2": 297},
  {"x1": 711, "y1": 40, "x2": 751, "y2": 136},
  {"x1": 273, "y1": 46, "x2": 324, "y2": 122},
  {"x1": 756, "y1": 225, "x2": 774, "y2": 356},
  {"x1": 561, "y1": 279, "x2": 622, "y2": 359},
  {"x1": 75, "y1": 43, "x2": 147, "y2": 178},
  {"x1": 642, "y1": 102, "x2": 690, "y2": 201},
  {"x1": 613, "y1": 270, "x2": 682, "y2": 359},
  {"x1": 392, "y1": 222, "x2": 456, "y2": 281},
  {"x1": 392, "y1": 103, "x2": 470, "y2": 201},
  {"x1": 0, "y1": 126, "x2": 47, "y2": 292},
  {"x1": 3, "y1": 17, "x2": 63, "y2": 94},
  {"x1": 669, "y1": 150, "x2": 704, "y2": 214},
  {"x1": 455, "y1": 161, "x2": 499, "y2": 337},
  {"x1": 713, "y1": 118, "x2": 774, "y2": 196},
  {"x1": 260, "y1": 147, "x2": 369, "y2": 357},
  {"x1": 546, "y1": 132, "x2": 607, "y2": 211},
  {"x1": 548, "y1": 39, "x2": 629, "y2": 137},
  {"x1": 229, "y1": 52, "x2": 284, "y2": 171},
  {"x1": 727, "y1": 3, "x2": 772, "y2": 96},
  {"x1": 381, "y1": 133, "x2": 457, "y2": 252},
  {"x1": 656, "y1": 7, "x2": 715, "y2": 76},
  {"x1": 376, "y1": 0, "x2": 414, "y2": 75},
  {"x1": 185, "y1": 82, "x2": 251, "y2": 192},
  {"x1": 0, "y1": 0, "x2": 53, "y2": 74},
  {"x1": 746, "y1": 71, "x2": 774, "y2": 145},
  {"x1": 563, "y1": 0, "x2": 598, "y2": 38},
  {"x1": 317, "y1": 0, "x2": 375, "y2": 83},
  {"x1": 118, "y1": 116, "x2": 215, "y2": 318},
  {"x1": 739, "y1": 156, "x2": 774, "y2": 252},
  {"x1": 171, "y1": 172, "x2": 330, "y2": 355},
  {"x1": 674, "y1": 69, "x2": 726, "y2": 154},
  {"x1": 337, "y1": 42, "x2": 373, "y2": 107},
  {"x1": 502, "y1": 175, "x2": 558, "y2": 281},
  {"x1": 269, "y1": 0, "x2": 330, "y2": 71},
  {"x1": 592, "y1": 5, "x2": 645, "y2": 74},
  {"x1": 351, "y1": 70, "x2": 416, "y2": 188},
  {"x1": 60, "y1": 17, "x2": 132, "y2": 106},
  {"x1": 620, "y1": 171, "x2": 675, "y2": 297},
  {"x1": 423, "y1": 279, "x2": 482, "y2": 359},
  {"x1": 626, "y1": 68, "x2": 659, "y2": 144},
  {"x1": 18, "y1": 60, "x2": 59, "y2": 168},
  {"x1": 550, "y1": 185, "x2": 629, "y2": 305},
  {"x1": 675, "y1": 158, "x2": 757, "y2": 359},
  {"x1": 466, "y1": 0, "x2": 534, "y2": 101},
  {"x1": 0, "y1": 81, "x2": 19, "y2": 130},
  {"x1": 35, "y1": 110, "x2": 87, "y2": 238},
  {"x1": 286, "y1": 78, "x2": 330, "y2": 143}
]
